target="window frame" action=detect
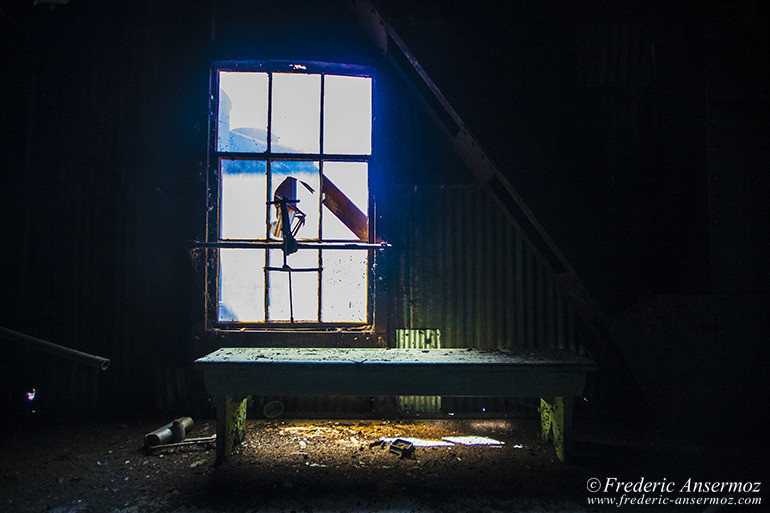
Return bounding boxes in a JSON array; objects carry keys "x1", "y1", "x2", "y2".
[{"x1": 204, "y1": 60, "x2": 377, "y2": 331}]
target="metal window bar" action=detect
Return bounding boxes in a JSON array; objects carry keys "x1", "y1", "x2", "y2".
[
  {"x1": 265, "y1": 72, "x2": 273, "y2": 320},
  {"x1": 318, "y1": 74, "x2": 325, "y2": 323}
]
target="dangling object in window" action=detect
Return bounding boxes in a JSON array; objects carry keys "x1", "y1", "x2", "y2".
[
  {"x1": 268, "y1": 177, "x2": 315, "y2": 256},
  {"x1": 267, "y1": 177, "x2": 320, "y2": 323}
]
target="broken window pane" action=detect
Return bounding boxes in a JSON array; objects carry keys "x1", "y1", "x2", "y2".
[
  {"x1": 272, "y1": 73, "x2": 321, "y2": 154},
  {"x1": 323, "y1": 75, "x2": 372, "y2": 155},
  {"x1": 322, "y1": 162, "x2": 368, "y2": 240},
  {"x1": 269, "y1": 161, "x2": 320, "y2": 241},
  {"x1": 217, "y1": 71, "x2": 269, "y2": 153},
  {"x1": 220, "y1": 159, "x2": 267, "y2": 239},
  {"x1": 322, "y1": 250, "x2": 367, "y2": 322},
  {"x1": 219, "y1": 248, "x2": 265, "y2": 322},
  {"x1": 267, "y1": 249, "x2": 319, "y2": 321}
]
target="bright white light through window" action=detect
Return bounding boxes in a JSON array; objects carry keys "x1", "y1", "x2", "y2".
[
  {"x1": 272, "y1": 73, "x2": 321, "y2": 154},
  {"x1": 220, "y1": 159, "x2": 267, "y2": 239},
  {"x1": 324, "y1": 75, "x2": 372, "y2": 155},
  {"x1": 268, "y1": 249, "x2": 319, "y2": 321},
  {"x1": 215, "y1": 67, "x2": 372, "y2": 324},
  {"x1": 217, "y1": 72, "x2": 269, "y2": 152},
  {"x1": 219, "y1": 248, "x2": 265, "y2": 322},
  {"x1": 322, "y1": 250, "x2": 367, "y2": 322}
]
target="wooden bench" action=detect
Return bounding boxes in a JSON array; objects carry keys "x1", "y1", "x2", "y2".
[{"x1": 194, "y1": 347, "x2": 596, "y2": 462}]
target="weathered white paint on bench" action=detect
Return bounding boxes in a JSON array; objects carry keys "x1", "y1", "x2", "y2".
[{"x1": 195, "y1": 347, "x2": 596, "y2": 462}]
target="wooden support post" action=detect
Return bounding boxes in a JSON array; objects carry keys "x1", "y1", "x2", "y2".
[
  {"x1": 540, "y1": 396, "x2": 567, "y2": 462},
  {"x1": 540, "y1": 397, "x2": 553, "y2": 441},
  {"x1": 215, "y1": 394, "x2": 250, "y2": 463},
  {"x1": 563, "y1": 395, "x2": 574, "y2": 452}
]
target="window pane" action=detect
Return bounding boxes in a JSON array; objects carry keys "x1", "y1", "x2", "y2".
[
  {"x1": 219, "y1": 248, "x2": 265, "y2": 322},
  {"x1": 217, "y1": 71, "x2": 269, "y2": 152},
  {"x1": 322, "y1": 162, "x2": 368, "y2": 240},
  {"x1": 322, "y1": 250, "x2": 367, "y2": 322},
  {"x1": 269, "y1": 161, "x2": 320, "y2": 241},
  {"x1": 267, "y1": 249, "x2": 318, "y2": 321},
  {"x1": 323, "y1": 75, "x2": 372, "y2": 155},
  {"x1": 220, "y1": 160, "x2": 267, "y2": 239},
  {"x1": 272, "y1": 73, "x2": 321, "y2": 154}
]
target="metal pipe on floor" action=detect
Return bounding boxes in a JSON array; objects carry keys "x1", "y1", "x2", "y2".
[
  {"x1": 144, "y1": 417, "x2": 194, "y2": 447},
  {"x1": 0, "y1": 326, "x2": 111, "y2": 370}
]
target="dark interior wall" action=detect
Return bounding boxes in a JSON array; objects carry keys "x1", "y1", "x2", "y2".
[
  {"x1": 380, "y1": 0, "x2": 768, "y2": 313},
  {"x1": 1, "y1": 0, "x2": 214, "y2": 416},
  {"x1": 0, "y1": 0, "x2": 470, "y2": 417},
  {"x1": 704, "y1": 1, "x2": 770, "y2": 293},
  {"x1": 1, "y1": 0, "x2": 766, "y2": 420}
]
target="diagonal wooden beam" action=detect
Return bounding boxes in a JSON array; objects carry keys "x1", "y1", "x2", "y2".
[{"x1": 346, "y1": 0, "x2": 644, "y2": 405}]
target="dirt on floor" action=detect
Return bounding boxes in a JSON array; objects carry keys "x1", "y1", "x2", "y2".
[{"x1": 0, "y1": 412, "x2": 765, "y2": 512}]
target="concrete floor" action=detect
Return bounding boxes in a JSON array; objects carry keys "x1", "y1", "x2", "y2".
[{"x1": 0, "y1": 412, "x2": 764, "y2": 512}]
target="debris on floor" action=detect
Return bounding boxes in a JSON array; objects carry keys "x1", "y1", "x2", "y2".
[
  {"x1": 2, "y1": 417, "x2": 758, "y2": 513},
  {"x1": 143, "y1": 417, "x2": 194, "y2": 447},
  {"x1": 143, "y1": 417, "x2": 216, "y2": 454},
  {"x1": 388, "y1": 438, "x2": 415, "y2": 458},
  {"x1": 379, "y1": 437, "x2": 454, "y2": 447},
  {"x1": 146, "y1": 435, "x2": 216, "y2": 453}
]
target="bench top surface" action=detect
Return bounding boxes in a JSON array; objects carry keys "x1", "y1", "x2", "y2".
[{"x1": 195, "y1": 347, "x2": 596, "y2": 369}]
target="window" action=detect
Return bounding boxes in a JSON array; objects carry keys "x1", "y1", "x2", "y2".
[{"x1": 207, "y1": 62, "x2": 374, "y2": 326}]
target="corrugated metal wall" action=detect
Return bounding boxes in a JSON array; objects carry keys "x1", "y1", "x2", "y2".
[
  {"x1": 396, "y1": 329, "x2": 442, "y2": 413},
  {"x1": 385, "y1": 185, "x2": 587, "y2": 415},
  {"x1": 391, "y1": 186, "x2": 581, "y2": 354}
]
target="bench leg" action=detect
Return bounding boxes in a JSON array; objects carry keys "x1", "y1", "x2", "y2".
[
  {"x1": 215, "y1": 394, "x2": 250, "y2": 463},
  {"x1": 540, "y1": 396, "x2": 572, "y2": 462}
]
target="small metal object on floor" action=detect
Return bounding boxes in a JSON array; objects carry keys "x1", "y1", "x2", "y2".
[
  {"x1": 144, "y1": 417, "x2": 194, "y2": 447},
  {"x1": 146, "y1": 435, "x2": 216, "y2": 453},
  {"x1": 389, "y1": 438, "x2": 415, "y2": 458},
  {"x1": 143, "y1": 417, "x2": 216, "y2": 454}
]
